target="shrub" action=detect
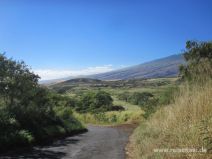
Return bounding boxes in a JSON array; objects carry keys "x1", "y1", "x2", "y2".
[
  {"x1": 76, "y1": 91, "x2": 113, "y2": 113},
  {"x1": 180, "y1": 40, "x2": 212, "y2": 82},
  {"x1": 158, "y1": 86, "x2": 179, "y2": 105},
  {"x1": 117, "y1": 91, "x2": 159, "y2": 118},
  {"x1": 0, "y1": 54, "x2": 85, "y2": 151}
]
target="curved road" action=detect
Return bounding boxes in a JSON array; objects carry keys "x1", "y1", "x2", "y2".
[{"x1": 1, "y1": 125, "x2": 134, "y2": 159}]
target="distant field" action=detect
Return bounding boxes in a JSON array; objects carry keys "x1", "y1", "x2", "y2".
[
  {"x1": 50, "y1": 77, "x2": 178, "y2": 94},
  {"x1": 49, "y1": 77, "x2": 178, "y2": 125}
]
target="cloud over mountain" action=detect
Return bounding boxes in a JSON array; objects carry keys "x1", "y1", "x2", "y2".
[{"x1": 34, "y1": 65, "x2": 114, "y2": 80}]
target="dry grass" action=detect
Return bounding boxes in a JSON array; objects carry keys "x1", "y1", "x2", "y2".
[{"x1": 128, "y1": 81, "x2": 212, "y2": 159}]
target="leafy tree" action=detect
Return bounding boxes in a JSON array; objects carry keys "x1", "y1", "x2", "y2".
[
  {"x1": 117, "y1": 91, "x2": 159, "y2": 119},
  {"x1": 0, "y1": 54, "x2": 39, "y2": 107},
  {"x1": 180, "y1": 41, "x2": 212, "y2": 81},
  {"x1": 128, "y1": 92, "x2": 154, "y2": 106},
  {"x1": 0, "y1": 54, "x2": 84, "y2": 151},
  {"x1": 77, "y1": 92, "x2": 94, "y2": 113},
  {"x1": 76, "y1": 91, "x2": 113, "y2": 113},
  {"x1": 91, "y1": 91, "x2": 113, "y2": 112}
]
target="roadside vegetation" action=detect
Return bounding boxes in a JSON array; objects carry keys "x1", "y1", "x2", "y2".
[
  {"x1": 58, "y1": 90, "x2": 144, "y2": 125},
  {"x1": 128, "y1": 41, "x2": 212, "y2": 159},
  {"x1": 0, "y1": 54, "x2": 86, "y2": 152},
  {"x1": 116, "y1": 86, "x2": 178, "y2": 119},
  {"x1": 73, "y1": 110, "x2": 143, "y2": 125}
]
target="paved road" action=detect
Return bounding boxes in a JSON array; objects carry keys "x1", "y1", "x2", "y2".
[{"x1": 1, "y1": 125, "x2": 134, "y2": 159}]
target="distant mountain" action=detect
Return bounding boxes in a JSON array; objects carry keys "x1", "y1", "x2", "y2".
[
  {"x1": 50, "y1": 77, "x2": 178, "y2": 93},
  {"x1": 59, "y1": 78, "x2": 102, "y2": 85},
  {"x1": 88, "y1": 54, "x2": 185, "y2": 80},
  {"x1": 39, "y1": 76, "x2": 74, "y2": 85},
  {"x1": 41, "y1": 54, "x2": 185, "y2": 85}
]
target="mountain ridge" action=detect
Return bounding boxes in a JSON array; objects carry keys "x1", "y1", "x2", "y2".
[
  {"x1": 41, "y1": 54, "x2": 185, "y2": 85},
  {"x1": 87, "y1": 54, "x2": 185, "y2": 80}
]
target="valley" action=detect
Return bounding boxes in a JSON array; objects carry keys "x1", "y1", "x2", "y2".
[{"x1": 1, "y1": 1, "x2": 211, "y2": 158}]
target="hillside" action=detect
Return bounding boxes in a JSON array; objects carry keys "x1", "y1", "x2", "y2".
[
  {"x1": 50, "y1": 77, "x2": 178, "y2": 96},
  {"x1": 41, "y1": 54, "x2": 185, "y2": 85},
  {"x1": 88, "y1": 54, "x2": 185, "y2": 80}
]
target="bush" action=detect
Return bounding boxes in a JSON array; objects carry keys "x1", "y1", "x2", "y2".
[
  {"x1": 118, "y1": 92, "x2": 155, "y2": 107},
  {"x1": 117, "y1": 91, "x2": 159, "y2": 118},
  {"x1": 75, "y1": 91, "x2": 113, "y2": 113},
  {"x1": 180, "y1": 40, "x2": 212, "y2": 82},
  {"x1": 0, "y1": 54, "x2": 85, "y2": 152},
  {"x1": 158, "y1": 86, "x2": 179, "y2": 105}
]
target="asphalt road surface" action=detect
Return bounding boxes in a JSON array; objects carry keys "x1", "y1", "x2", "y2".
[{"x1": 1, "y1": 125, "x2": 134, "y2": 159}]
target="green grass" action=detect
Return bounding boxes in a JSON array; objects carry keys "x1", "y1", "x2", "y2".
[
  {"x1": 62, "y1": 77, "x2": 178, "y2": 126},
  {"x1": 113, "y1": 97, "x2": 141, "y2": 111},
  {"x1": 55, "y1": 77, "x2": 178, "y2": 97},
  {"x1": 73, "y1": 110, "x2": 144, "y2": 125},
  {"x1": 71, "y1": 94, "x2": 144, "y2": 125}
]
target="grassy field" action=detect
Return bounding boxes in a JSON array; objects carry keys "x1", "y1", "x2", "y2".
[
  {"x1": 73, "y1": 110, "x2": 144, "y2": 125},
  {"x1": 72, "y1": 96, "x2": 144, "y2": 125},
  {"x1": 127, "y1": 81, "x2": 212, "y2": 159},
  {"x1": 50, "y1": 77, "x2": 178, "y2": 125}
]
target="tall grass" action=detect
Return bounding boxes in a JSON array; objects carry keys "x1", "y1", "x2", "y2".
[
  {"x1": 73, "y1": 110, "x2": 144, "y2": 125},
  {"x1": 128, "y1": 80, "x2": 212, "y2": 159}
]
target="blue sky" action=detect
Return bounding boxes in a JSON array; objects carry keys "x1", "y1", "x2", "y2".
[{"x1": 0, "y1": 0, "x2": 212, "y2": 80}]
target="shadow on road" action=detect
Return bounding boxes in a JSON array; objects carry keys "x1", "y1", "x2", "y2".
[
  {"x1": 2, "y1": 149, "x2": 66, "y2": 159},
  {"x1": 0, "y1": 138, "x2": 80, "y2": 159},
  {"x1": 0, "y1": 125, "x2": 134, "y2": 159}
]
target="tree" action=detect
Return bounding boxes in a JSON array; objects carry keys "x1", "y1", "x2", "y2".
[
  {"x1": 0, "y1": 54, "x2": 56, "y2": 139},
  {"x1": 77, "y1": 92, "x2": 94, "y2": 113},
  {"x1": 0, "y1": 54, "x2": 85, "y2": 151},
  {"x1": 128, "y1": 92, "x2": 154, "y2": 106},
  {"x1": 0, "y1": 54, "x2": 39, "y2": 107},
  {"x1": 76, "y1": 91, "x2": 113, "y2": 113},
  {"x1": 180, "y1": 41, "x2": 212, "y2": 81},
  {"x1": 91, "y1": 91, "x2": 113, "y2": 112}
]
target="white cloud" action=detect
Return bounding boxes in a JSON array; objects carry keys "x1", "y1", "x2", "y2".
[{"x1": 33, "y1": 65, "x2": 114, "y2": 80}]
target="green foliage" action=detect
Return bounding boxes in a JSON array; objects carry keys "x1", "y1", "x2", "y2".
[
  {"x1": 94, "y1": 113, "x2": 109, "y2": 122},
  {"x1": 129, "y1": 92, "x2": 154, "y2": 106},
  {"x1": 117, "y1": 91, "x2": 159, "y2": 118},
  {"x1": 158, "y1": 86, "x2": 179, "y2": 105},
  {"x1": 117, "y1": 91, "x2": 130, "y2": 102},
  {"x1": 118, "y1": 91, "x2": 157, "y2": 107},
  {"x1": 73, "y1": 110, "x2": 144, "y2": 125},
  {"x1": 0, "y1": 54, "x2": 85, "y2": 152},
  {"x1": 75, "y1": 91, "x2": 113, "y2": 113},
  {"x1": 180, "y1": 40, "x2": 212, "y2": 82}
]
